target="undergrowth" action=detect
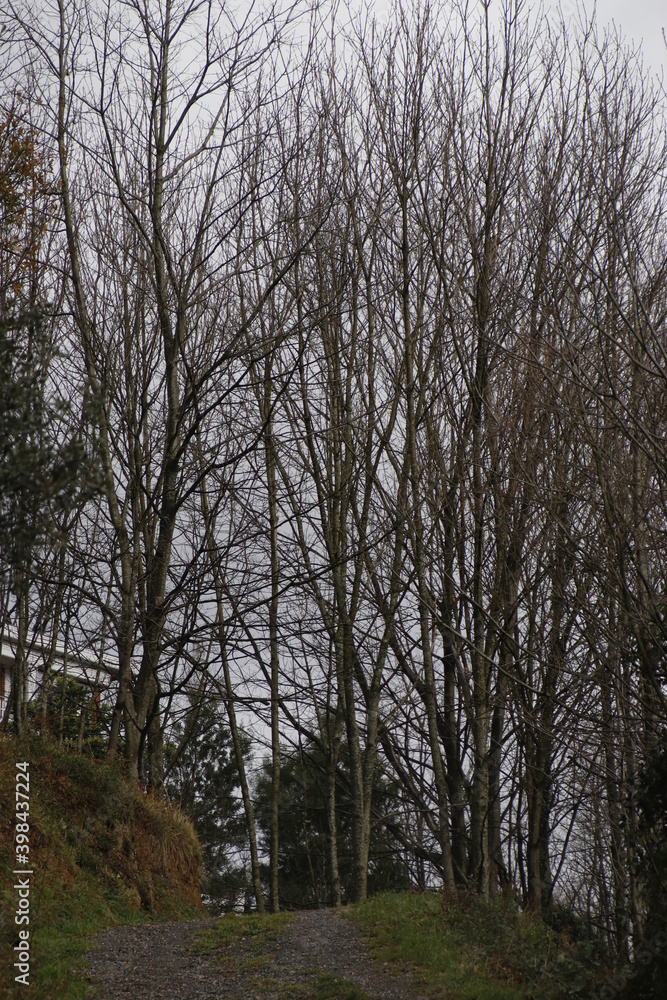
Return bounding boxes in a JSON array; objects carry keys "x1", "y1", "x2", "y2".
[{"x1": 349, "y1": 890, "x2": 607, "y2": 999}]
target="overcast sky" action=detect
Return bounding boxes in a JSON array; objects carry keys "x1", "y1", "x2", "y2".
[
  {"x1": 555, "y1": 0, "x2": 666, "y2": 74},
  {"x1": 367, "y1": 2, "x2": 665, "y2": 78}
]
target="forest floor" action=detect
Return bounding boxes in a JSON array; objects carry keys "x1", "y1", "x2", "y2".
[{"x1": 84, "y1": 909, "x2": 432, "y2": 1000}]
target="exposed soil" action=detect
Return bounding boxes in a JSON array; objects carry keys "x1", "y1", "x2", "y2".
[{"x1": 84, "y1": 909, "x2": 432, "y2": 999}]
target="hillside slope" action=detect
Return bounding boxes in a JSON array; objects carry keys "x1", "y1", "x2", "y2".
[{"x1": 0, "y1": 735, "x2": 202, "y2": 998}]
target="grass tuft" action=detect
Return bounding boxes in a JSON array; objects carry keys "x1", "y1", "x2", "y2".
[
  {"x1": 192, "y1": 910, "x2": 293, "y2": 957},
  {"x1": 310, "y1": 972, "x2": 373, "y2": 998}
]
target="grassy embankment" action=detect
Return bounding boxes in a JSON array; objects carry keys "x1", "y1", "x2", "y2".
[
  {"x1": 350, "y1": 890, "x2": 606, "y2": 999},
  {"x1": 0, "y1": 734, "x2": 202, "y2": 999}
]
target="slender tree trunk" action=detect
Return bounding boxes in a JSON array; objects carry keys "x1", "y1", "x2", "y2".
[
  {"x1": 199, "y1": 465, "x2": 265, "y2": 913},
  {"x1": 488, "y1": 662, "x2": 509, "y2": 894},
  {"x1": 326, "y1": 739, "x2": 342, "y2": 907},
  {"x1": 218, "y1": 626, "x2": 265, "y2": 913},
  {"x1": 402, "y1": 188, "x2": 456, "y2": 893},
  {"x1": 439, "y1": 619, "x2": 469, "y2": 886},
  {"x1": 469, "y1": 235, "x2": 492, "y2": 897},
  {"x1": 338, "y1": 619, "x2": 367, "y2": 902},
  {"x1": 264, "y1": 361, "x2": 281, "y2": 913},
  {"x1": 600, "y1": 610, "x2": 629, "y2": 957}
]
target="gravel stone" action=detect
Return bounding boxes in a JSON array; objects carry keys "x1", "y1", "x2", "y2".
[{"x1": 84, "y1": 909, "x2": 432, "y2": 999}]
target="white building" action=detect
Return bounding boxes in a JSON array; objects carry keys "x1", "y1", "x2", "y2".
[{"x1": 0, "y1": 625, "x2": 115, "y2": 723}]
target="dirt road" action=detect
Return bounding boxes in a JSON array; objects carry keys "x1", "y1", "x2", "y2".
[{"x1": 85, "y1": 909, "x2": 431, "y2": 999}]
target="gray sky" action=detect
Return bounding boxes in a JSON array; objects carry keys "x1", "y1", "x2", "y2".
[
  {"x1": 367, "y1": 2, "x2": 665, "y2": 78},
  {"x1": 546, "y1": 1, "x2": 665, "y2": 75}
]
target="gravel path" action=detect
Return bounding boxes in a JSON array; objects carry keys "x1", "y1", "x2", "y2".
[{"x1": 84, "y1": 909, "x2": 432, "y2": 999}]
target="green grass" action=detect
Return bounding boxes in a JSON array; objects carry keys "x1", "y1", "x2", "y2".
[
  {"x1": 191, "y1": 910, "x2": 293, "y2": 959},
  {"x1": 348, "y1": 891, "x2": 601, "y2": 1000},
  {"x1": 243, "y1": 973, "x2": 373, "y2": 999},
  {"x1": 310, "y1": 973, "x2": 373, "y2": 999}
]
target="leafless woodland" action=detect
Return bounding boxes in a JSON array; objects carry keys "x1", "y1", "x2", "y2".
[{"x1": 1, "y1": 0, "x2": 666, "y2": 956}]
